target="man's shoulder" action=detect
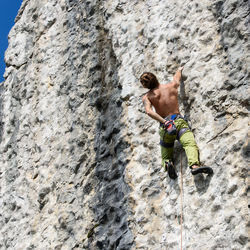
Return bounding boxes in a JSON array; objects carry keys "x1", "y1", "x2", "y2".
[
  {"x1": 142, "y1": 90, "x2": 155, "y2": 103},
  {"x1": 142, "y1": 92, "x2": 149, "y2": 101},
  {"x1": 161, "y1": 81, "x2": 174, "y2": 86},
  {"x1": 157, "y1": 82, "x2": 170, "y2": 90},
  {"x1": 160, "y1": 81, "x2": 176, "y2": 89}
]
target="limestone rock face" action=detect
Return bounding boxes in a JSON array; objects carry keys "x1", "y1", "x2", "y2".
[{"x1": 0, "y1": 0, "x2": 249, "y2": 249}]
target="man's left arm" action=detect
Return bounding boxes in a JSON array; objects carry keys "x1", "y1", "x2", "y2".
[
  {"x1": 173, "y1": 66, "x2": 183, "y2": 88},
  {"x1": 142, "y1": 95, "x2": 166, "y2": 124}
]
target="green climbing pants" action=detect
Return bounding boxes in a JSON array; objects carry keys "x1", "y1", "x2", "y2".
[{"x1": 159, "y1": 118, "x2": 200, "y2": 168}]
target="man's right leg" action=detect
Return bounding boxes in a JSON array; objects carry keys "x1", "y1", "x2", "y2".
[
  {"x1": 160, "y1": 145, "x2": 174, "y2": 170},
  {"x1": 159, "y1": 127, "x2": 177, "y2": 179},
  {"x1": 160, "y1": 145, "x2": 178, "y2": 179}
]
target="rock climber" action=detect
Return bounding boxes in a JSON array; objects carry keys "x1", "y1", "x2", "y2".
[{"x1": 140, "y1": 67, "x2": 213, "y2": 179}]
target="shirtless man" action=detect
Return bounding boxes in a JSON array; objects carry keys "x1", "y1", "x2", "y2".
[{"x1": 140, "y1": 68, "x2": 213, "y2": 179}]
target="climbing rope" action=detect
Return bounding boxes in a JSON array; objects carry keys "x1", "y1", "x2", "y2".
[{"x1": 180, "y1": 151, "x2": 184, "y2": 250}]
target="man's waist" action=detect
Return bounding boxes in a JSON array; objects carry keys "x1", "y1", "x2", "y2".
[
  {"x1": 165, "y1": 113, "x2": 181, "y2": 120},
  {"x1": 160, "y1": 113, "x2": 186, "y2": 125}
]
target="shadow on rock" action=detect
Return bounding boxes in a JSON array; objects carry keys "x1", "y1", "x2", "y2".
[{"x1": 194, "y1": 172, "x2": 213, "y2": 194}]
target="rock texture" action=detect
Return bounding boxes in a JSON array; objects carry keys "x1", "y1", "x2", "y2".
[{"x1": 0, "y1": 0, "x2": 249, "y2": 249}]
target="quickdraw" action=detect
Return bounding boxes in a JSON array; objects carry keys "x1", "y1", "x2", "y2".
[{"x1": 163, "y1": 120, "x2": 177, "y2": 135}]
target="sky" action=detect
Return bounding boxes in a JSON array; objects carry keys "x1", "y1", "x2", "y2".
[{"x1": 0, "y1": 0, "x2": 22, "y2": 82}]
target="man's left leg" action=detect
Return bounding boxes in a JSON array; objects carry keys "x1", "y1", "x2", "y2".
[
  {"x1": 179, "y1": 131, "x2": 200, "y2": 167},
  {"x1": 179, "y1": 127, "x2": 213, "y2": 175}
]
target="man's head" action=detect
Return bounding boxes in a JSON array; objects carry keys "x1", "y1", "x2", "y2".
[{"x1": 140, "y1": 72, "x2": 159, "y2": 89}]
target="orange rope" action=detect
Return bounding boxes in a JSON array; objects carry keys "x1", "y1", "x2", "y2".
[{"x1": 180, "y1": 151, "x2": 183, "y2": 250}]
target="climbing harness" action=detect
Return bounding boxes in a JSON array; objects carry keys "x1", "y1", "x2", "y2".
[
  {"x1": 177, "y1": 127, "x2": 189, "y2": 140},
  {"x1": 160, "y1": 141, "x2": 174, "y2": 148},
  {"x1": 160, "y1": 114, "x2": 190, "y2": 147}
]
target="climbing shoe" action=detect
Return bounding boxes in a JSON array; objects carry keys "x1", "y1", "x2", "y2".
[
  {"x1": 166, "y1": 162, "x2": 178, "y2": 179},
  {"x1": 191, "y1": 166, "x2": 213, "y2": 175}
]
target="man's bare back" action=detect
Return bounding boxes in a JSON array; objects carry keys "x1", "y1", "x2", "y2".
[
  {"x1": 146, "y1": 83, "x2": 180, "y2": 118},
  {"x1": 141, "y1": 67, "x2": 183, "y2": 124}
]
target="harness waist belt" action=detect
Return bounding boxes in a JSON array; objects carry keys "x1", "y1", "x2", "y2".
[{"x1": 160, "y1": 114, "x2": 186, "y2": 126}]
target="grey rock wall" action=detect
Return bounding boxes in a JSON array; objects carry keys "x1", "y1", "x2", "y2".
[{"x1": 0, "y1": 0, "x2": 249, "y2": 249}]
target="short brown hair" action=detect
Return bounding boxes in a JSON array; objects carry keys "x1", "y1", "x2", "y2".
[{"x1": 140, "y1": 72, "x2": 159, "y2": 89}]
